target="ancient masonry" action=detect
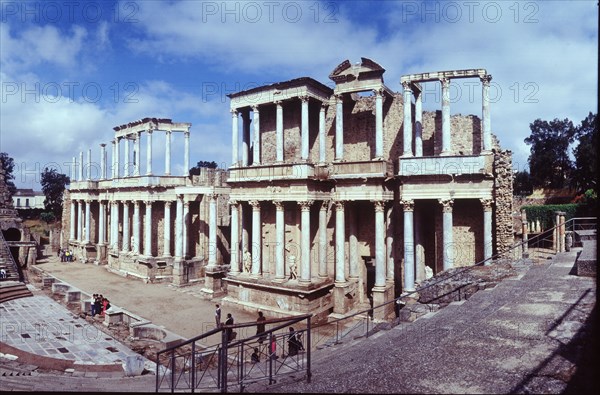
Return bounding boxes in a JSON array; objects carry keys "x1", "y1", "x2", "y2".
[{"x1": 64, "y1": 58, "x2": 513, "y2": 320}]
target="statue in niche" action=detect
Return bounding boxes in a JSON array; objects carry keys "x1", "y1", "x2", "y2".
[
  {"x1": 243, "y1": 249, "x2": 252, "y2": 273},
  {"x1": 424, "y1": 265, "x2": 433, "y2": 280},
  {"x1": 288, "y1": 255, "x2": 298, "y2": 280}
]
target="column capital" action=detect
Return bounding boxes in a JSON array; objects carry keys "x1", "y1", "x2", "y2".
[
  {"x1": 299, "y1": 95, "x2": 310, "y2": 103},
  {"x1": 134, "y1": 200, "x2": 140, "y2": 207},
  {"x1": 373, "y1": 88, "x2": 384, "y2": 97},
  {"x1": 373, "y1": 200, "x2": 385, "y2": 212},
  {"x1": 230, "y1": 108, "x2": 239, "y2": 116},
  {"x1": 145, "y1": 200, "x2": 153, "y2": 206},
  {"x1": 84, "y1": 199, "x2": 92, "y2": 204},
  {"x1": 184, "y1": 130, "x2": 190, "y2": 137},
  {"x1": 166, "y1": 130, "x2": 172, "y2": 136},
  {"x1": 229, "y1": 199, "x2": 239, "y2": 207},
  {"x1": 480, "y1": 198, "x2": 493, "y2": 211},
  {"x1": 112, "y1": 139, "x2": 117, "y2": 145},
  {"x1": 122, "y1": 199, "x2": 130, "y2": 204},
  {"x1": 401, "y1": 81, "x2": 412, "y2": 92},
  {"x1": 400, "y1": 199, "x2": 414, "y2": 211},
  {"x1": 334, "y1": 93, "x2": 344, "y2": 103},
  {"x1": 440, "y1": 77, "x2": 451, "y2": 88},
  {"x1": 299, "y1": 200, "x2": 313, "y2": 211},
  {"x1": 320, "y1": 200, "x2": 330, "y2": 211},
  {"x1": 100, "y1": 143, "x2": 106, "y2": 148},
  {"x1": 273, "y1": 200, "x2": 284, "y2": 210},
  {"x1": 251, "y1": 105, "x2": 260, "y2": 113},
  {"x1": 439, "y1": 198, "x2": 454, "y2": 212},
  {"x1": 249, "y1": 200, "x2": 260, "y2": 210},
  {"x1": 480, "y1": 74, "x2": 493, "y2": 86},
  {"x1": 274, "y1": 100, "x2": 282, "y2": 106},
  {"x1": 164, "y1": 200, "x2": 172, "y2": 207},
  {"x1": 334, "y1": 200, "x2": 345, "y2": 211},
  {"x1": 320, "y1": 102, "x2": 329, "y2": 111}
]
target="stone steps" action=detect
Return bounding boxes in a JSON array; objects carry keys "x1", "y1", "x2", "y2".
[{"x1": 0, "y1": 281, "x2": 33, "y2": 303}]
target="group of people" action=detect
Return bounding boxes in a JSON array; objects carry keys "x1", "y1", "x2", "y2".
[
  {"x1": 58, "y1": 248, "x2": 75, "y2": 262},
  {"x1": 90, "y1": 293, "x2": 111, "y2": 317}
]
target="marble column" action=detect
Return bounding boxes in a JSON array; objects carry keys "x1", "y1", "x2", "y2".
[
  {"x1": 144, "y1": 200, "x2": 152, "y2": 257},
  {"x1": 86, "y1": 149, "x2": 92, "y2": 180},
  {"x1": 481, "y1": 75, "x2": 492, "y2": 152},
  {"x1": 348, "y1": 203, "x2": 359, "y2": 279},
  {"x1": 386, "y1": 205, "x2": 394, "y2": 282},
  {"x1": 252, "y1": 106, "x2": 260, "y2": 165},
  {"x1": 84, "y1": 200, "x2": 91, "y2": 244},
  {"x1": 230, "y1": 200, "x2": 240, "y2": 274},
  {"x1": 374, "y1": 89, "x2": 383, "y2": 159},
  {"x1": 124, "y1": 137, "x2": 130, "y2": 177},
  {"x1": 146, "y1": 129, "x2": 153, "y2": 175},
  {"x1": 414, "y1": 209, "x2": 424, "y2": 283},
  {"x1": 301, "y1": 96, "x2": 309, "y2": 160},
  {"x1": 175, "y1": 196, "x2": 183, "y2": 260},
  {"x1": 275, "y1": 101, "x2": 284, "y2": 162},
  {"x1": 335, "y1": 201, "x2": 346, "y2": 283},
  {"x1": 482, "y1": 199, "x2": 493, "y2": 262},
  {"x1": 319, "y1": 104, "x2": 327, "y2": 163},
  {"x1": 402, "y1": 82, "x2": 413, "y2": 157},
  {"x1": 98, "y1": 200, "x2": 106, "y2": 245},
  {"x1": 165, "y1": 131, "x2": 172, "y2": 175},
  {"x1": 521, "y1": 209, "x2": 529, "y2": 257},
  {"x1": 122, "y1": 201, "x2": 130, "y2": 252},
  {"x1": 414, "y1": 90, "x2": 423, "y2": 157},
  {"x1": 112, "y1": 201, "x2": 119, "y2": 251},
  {"x1": 401, "y1": 200, "x2": 415, "y2": 292},
  {"x1": 300, "y1": 200, "x2": 312, "y2": 283},
  {"x1": 184, "y1": 130, "x2": 190, "y2": 176},
  {"x1": 133, "y1": 201, "x2": 140, "y2": 254},
  {"x1": 114, "y1": 138, "x2": 120, "y2": 179},
  {"x1": 79, "y1": 151, "x2": 84, "y2": 181},
  {"x1": 440, "y1": 199, "x2": 454, "y2": 270},
  {"x1": 441, "y1": 78, "x2": 451, "y2": 155},
  {"x1": 335, "y1": 94, "x2": 344, "y2": 160},
  {"x1": 242, "y1": 110, "x2": 251, "y2": 166},
  {"x1": 274, "y1": 201, "x2": 285, "y2": 280},
  {"x1": 183, "y1": 201, "x2": 190, "y2": 258},
  {"x1": 250, "y1": 200, "x2": 261, "y2": 275},
  {"x1": 231, "y1": 109, "x2": 239, "y2": 166},
  {"x1": 319, "y1": 201, "x2": 328, "y2": 278},
  {"x1": 208, "y1": 195, "x2": 218, "y2": 266},
  {"x1": 134, "y1": 132, "x2": 141, "y2": 176},
  {"x1": 100, "y1": 144, "x2": 106, "y2": 180},
  {"x1": 69, "y1": 201, "x2": 76, "y2": 241},
  {"x1": 374, "y1": 201, "x2": 386, "y2": 288},
  {"x1": 163, "y1": 201, "x2": 171, "y2": 257},
  {"x1": 71, "y1": 156, "x2": 76, "y2": 181},
  {"x1": 77, "y1": 200, "x2": 83, "y2": 241}
]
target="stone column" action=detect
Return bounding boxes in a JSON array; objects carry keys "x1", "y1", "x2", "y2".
[
  {"x1": 84, "y1": 200, "x2": 91, "y2": 244},
  {"x1": 374, "y1": 88, "x2": 384, "y2": 158},
  {"x1": 69, "y1": 201, "x2": 76, "y2": 241},
  {"x1": 402, "y1": 200, "x2": 415, "y2": 292},
  {"x1": 441, "y1": 78, "x2": 451, "y2": 155},
  {"x1": 98, "y1": 200, "x2": 106, "y2": 245},
  {"x1": 79, "y1": 151, "x2": 84, "y2": 181},
  {"x1": 175, "y1": 196, "x2": 183, "y2": 259},
  {"x1": 183, "y1": 201, "x2": 190, "y2": 258},
  {"x1": 124, "y1": 137, "x2": 130, "y2": 177},
  {"x1": 301, "y1": 96, "x2": 310, "y2": 160},
  {"x1": 300, "y1": 200, "x2": 312, "y2": 283},
  {"x1": 146, "y1": 129, "x2": 153, "y2": 175},
  {"x1": 275, "y1": 101, "x2": 284, "y2": 162},
  {"x1": 440, "y1": 199, "x2": 454, "y2": 270},
  {"x1": 208, "y1": 195, "x2": 218, "y2": 266},
  {"x1": 122, "y1": 201, "x2": 130, "y2": 252},
  {"x1": 230, "y1": 200, "x2": 240, "y2": 274},
  {"x1": 162, "y1": 201, "x2": 172, "y2": 257},
  {"x1": 184, "y1": 130, "x2": 190, "y2": 176},
  {"x1": 319, "y1": 201, "x2": 328, "y2": 278},
  {"x1": 386, "y1": 205, "x2": 394, "y2": 282},
  {"x1": 77, "y1": 200, "x2": 83, "y2": 241},
  {"x1": 100, "y1": 144, "x2": 106, "y2": 180},
  {"x1": 348, "y1": 203, "x2": 359, "y2": 279},
  {"x1": 133, "y1": 201, "x2": 140, "y2": 254},
  {"x1": 231, "y1": 109, "x2": 239, "y2": 166},
  {"x1": 414, "y1": 90, "x2": 423, "y2": 157},
  {"x1": 87, "y1": 149, "x2": 92, "y2": 180},
  {"x1": 335, "y1": 94, "x2": 344, "y2": 160},
  {"x1": 415, "y1": 208, "x2": 425, "y2": 283},
  {"x1": 481, "y1": 199, "x2": 493, "y2": 262},
  {"x1": 71, "y1": 156, "x2": 76, "y2": 181},
  {"x1": 250, "y1": 200, "x2": 261, "y2": 275},
  {"x1": 274, "y1": 201, "x2": 285, "y2": 280},
  {"x1": 134, "y1": 132, "x2": 141, "y2": 176},
  {"x1": 112, "y1": 201, "x2": 119, "y2": 251},
  {"x1": 402, "y1": 82, "x2": 413, "y2": 157},
  {"x1": 165, "y1": 131, "x2": 172, "y2": 175},
  {"x1": 481, "y1": 75, "x2": 492, "y2": 152},
  {"x1": 144, "y1": 200, "x2": 152, "y2": 257},
  {"x1": 335, "y1": 201, "x2": 346, "y2": 283},
  {"x1": 374, "y1": 201, "x2": 386, "y2": 288},
  {"x1": 521, "y1": 209, "x2": 529, "y2": 257},
  {"x1": 319, "y1": 104, "x2": 327, "y2": 163},
  {"x1": 242, "y1": 110, "x2": 251, "y2": 166},
  {"x1": 114, "y1": 138, "x2": 120, "y2": 179},
  {"x1": 252, "y1": 106, "x2": 260, "y2": 165}
]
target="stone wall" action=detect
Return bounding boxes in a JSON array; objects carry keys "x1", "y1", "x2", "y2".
[
  {"x1": 61, "y1": 190, "x2": 71, "y2": 249},
  {"x1": 493, "y1": 149, "x2": 514, "y2": 255}
]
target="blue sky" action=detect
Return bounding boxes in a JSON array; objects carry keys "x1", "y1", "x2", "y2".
[{"x1": 1, "y1": 0, "x2": 597, "y2": 189}]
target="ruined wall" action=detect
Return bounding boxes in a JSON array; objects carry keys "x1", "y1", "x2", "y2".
[
  {"x1": 453, "y1": 199, "x2": 484, "y2": 266},
  {"x1": 421, "y1": 112, "x2": 483, "y2": 156},
  {"x1": 493, "y1": 149, "x2": 514, "y2": 254},
  {"x1": 61, "y1": 190, "x2": 71, "y2": 249}
]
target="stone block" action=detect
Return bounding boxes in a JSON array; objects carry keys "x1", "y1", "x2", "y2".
[{"x1": 52, "y1": 282, "x2": 70, "y2": 294}]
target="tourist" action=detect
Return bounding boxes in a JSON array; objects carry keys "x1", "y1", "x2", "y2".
[
  {"x1": 64, "y1": 250, "x2": 70, "y2": 262},
  {"x1": 269, "y1": 336, "x2": 278, "y2": 360},
  {"x1": 225, "y1": 313, "x2": 234, "y2": 342},
  {"x1": 0, "y1": 268, "x2": 6, "y2": 279},
  {"x1": 256, "y1": 311, "x2": 266, "y2": 343},
  {"x1": 94, "y1": 295, "x2": 102, "y2": 318},
  {"x1": 287, "y1": 327, "x2": 303, "y2": 357},
  {"x1": 90, "y1": 294, "x2": 98, "y2": 316},
  {"x1": 215, "y1": 304, "x2": 222, "y2": 327},
  {"x1": 251, "y1": 347, "x2": 260, "y2": 363},
  {"x1": 103, "y1": 297, "x2": 111, "y2": 314}
]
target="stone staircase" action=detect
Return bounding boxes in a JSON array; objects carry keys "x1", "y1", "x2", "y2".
[
  {"x1": 0, "y1": 232, "x2": 20, "y2": 282},
  {"x1": 0, "y1": 280, "x2": 33, "y2": 303}
]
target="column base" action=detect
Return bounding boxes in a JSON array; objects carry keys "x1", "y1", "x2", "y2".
[
  {"x1": 372, "y1": 285, "x2": 394, "y2": 321},
  {"x1": 97, "y1": 244, "x2": 107, "y2": 263},
  {"x1": 400, "y1": 152, "x2": 413, "y2": 158},
  {"x1": 332, "y1": 281, "x2": 356, "y2": 315},
  {"x1": 202, "y1": 267, "x2": 226, "y2": 298},
  {"x1": 272, "y1": 277, "x2": 287, "y2": 284},
  {"x1": 172, "y1": 259, "x2": 186, "y2": 286},
  {"x1": 439, "y1": 150, "x2": 451, "y2": 156}
]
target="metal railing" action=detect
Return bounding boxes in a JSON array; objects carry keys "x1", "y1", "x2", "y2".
[
  {"x1": 155, "y1": 314, "x2": 312, "y2": 393},
  {"x1": 0, "y1": 231, "x2": 24, "y2": 282}
]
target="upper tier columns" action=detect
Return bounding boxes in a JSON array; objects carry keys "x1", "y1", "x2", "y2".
[
  {"x1": 335, "y1": 94, "x2": 344, "y2": 160},
  {"x1": 100, "y1": 144, "x2": 107, "y2": 180},
  {"x1": 335, "y1": 201, "x2": 346, "y2": 283},
  {"x1": 441, "y1": 78, "x2": 451, "y2": 155},
  {"x1": 300, "y1": 96, "x2": 310, "y2": 160},
  {"x1": 114, "y1": 138, "x2": 120, "y2": 179},
  {"x1": 208, "y1": 195, "x2": 218, "y2": 266},
  {"x1": 275, "y1": 101, "x2": 284, "y2": 162},
  {"x1": 374, "y1": 89, "x2": 384, "y2": 158},
  {"x1": 402, "y1": 199, "x2": 415, "y2": 292},
  {"x1": 230, "y1": 201, "x2": 240, "y2": 274},
  {"x1": 250, "y1": 200, "x2": 261, "y2": 275},
  {"x1": 402, "y1": 82, "x2": 413, "y2": 157},
  {"x1": 165, "y1": 131, "x2": 172, "y2": 175},
  {"x1": 184, "y1": 130, "x2": 190, "y2": 176},
  {"x1": 242, "y1": 110, "x2": 251, "y2": 166},
  {"x1": 144, "y1": 201, "x2": 152, "y2": 257},
  {"x1": 300, "y1": 200, "x2": 312, "y2": 283},
  {"x1": 79, "y1": 151, "x2": 84, "y2": 181},
  {"x1": 440, "y1": 199, "x2": 454, "y2": 270},
  {"x1": 319, "y1": 104, "x2": 327, "y2": 162},
  {"x1": 134, "y1": 132, "x2": 141, "y2": 176},
  {"x1": 252, "y1": 106, "x2": 260, "y2": 165},
  {"x1": 124, "y1": 138, "x2": 131, "y2": 176},
  {"x1": 146, "y1": 129, "x2": 153, "y2": 175},
  {"x1": 71, "y1": 156, "x2": 76, "y2": 181},
  {"x1": 87, "y1": 149, "x2": 92, "y2": 180},
  {"x1": 231, "y1": 110, "x2": 239, "y2": 166},
  {"x1": 481, "y1": 75, "x2": 493, "y2": 151},
  {"x1": 414, "y1": 90, "x2": 423, "y2": 157}
]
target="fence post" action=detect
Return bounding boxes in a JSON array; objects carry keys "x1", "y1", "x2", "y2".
[
  {"x1": 307, "y1": 317, "x2": 312, "y2": 383},
  {"x1": 191, "y1": 342, "x2": 196, "y2": 393},
  {"x1": 170, "y1": 349, "x2": 175, "y2": 393},
  {"x1": 221, "y1": 329, "x2": 228, "y2": 393},
  {"x1": 268, "y1": 332, "x2": 274, "y2": 384}
]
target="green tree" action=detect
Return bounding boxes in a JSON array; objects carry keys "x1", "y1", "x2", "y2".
[
  {"x1": 524, "y1": 118, "x2": 576, "y2": 188},
  {"x1": 189, "y1": 160, "x2": 218, "y2": 176},
  {"x1": 40, "y1": 168, "x2": 70, "y2": 219},
  {"x1": 0, "y1": 152, "x2": 17, "y2": 198},
  {"x1": 513, "y1": 170, "x2": 533, "y2": 196},
  {"x1": 572, "y1": 112, "x2": 597, "y2": 192}
]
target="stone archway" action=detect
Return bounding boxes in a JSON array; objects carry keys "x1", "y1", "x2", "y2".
[{"x1": 2, "y1": 227, "x2": 21, "y2": 242}]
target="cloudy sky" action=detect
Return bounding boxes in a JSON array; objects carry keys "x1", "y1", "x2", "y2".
[{"x1": 1, "y1": 0, "x2": 597, "y2": 189}]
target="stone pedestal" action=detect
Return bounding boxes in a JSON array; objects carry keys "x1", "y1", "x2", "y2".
[
  {"x1": 97, "y1": 244, "x2": 107, "y2": 264},
  {"x1": 332, "y1": 282, "x2": 355, "y2": 315},
  {"x1": 172, "y1": 260, "x2": 186, "y2": 286},
  {"x1": 202, "y1": 266, "x2": 227, "y2": 298},
  {"x1": 372, "y1": 285, "x2": 394, "y2": 321}
]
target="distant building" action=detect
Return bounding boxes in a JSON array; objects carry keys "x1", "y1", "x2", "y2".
[{"x1": 12, "y1": 189, "x2": 45, "y2": 209}]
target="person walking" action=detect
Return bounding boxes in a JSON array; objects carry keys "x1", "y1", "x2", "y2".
[
  {"x1": 225, "y1": 313, "x2": 234, "y2": 342},
  {"x1": 215, "y1": 304, "x2": 222, "y2": 327},
  {"x1": 256, "y1": 311, "x2": 266, "y2": 343}
]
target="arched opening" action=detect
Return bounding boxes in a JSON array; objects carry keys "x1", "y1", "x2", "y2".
[{"x1": 3, "y1": 228, "x2": 21, "y2": 242}]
